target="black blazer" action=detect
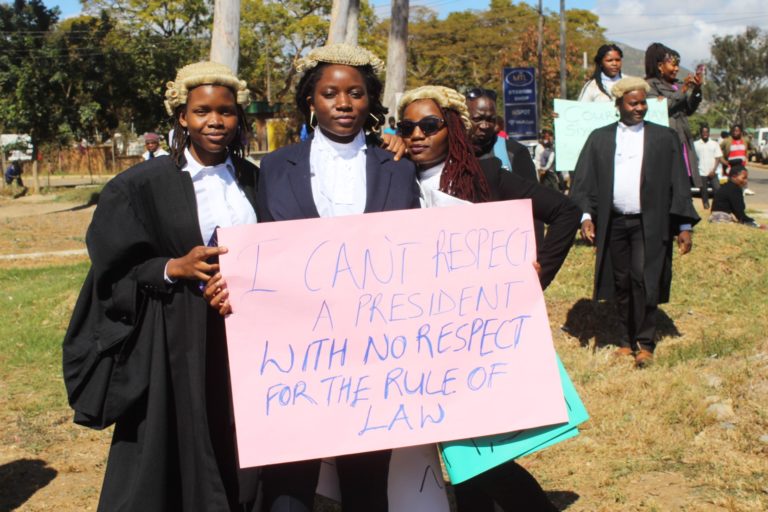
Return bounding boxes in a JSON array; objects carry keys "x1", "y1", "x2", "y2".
[
  {"x1": 479, "y1": 157, "x2": 581, "y2": 289},
  {"x1": 570, "y1": 122, "x2": 700, "y2": 304},
  {"x1": 257, "y1": 137, "x2": 420, "y2": 221},
  {"x1": 505, "y1": 138, "x2": 538, "y2": 183}
]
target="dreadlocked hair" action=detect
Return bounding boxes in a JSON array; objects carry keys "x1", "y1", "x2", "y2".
[
  {"x1": 439, "y1": 109, "x2": 491, "y2": 203},
  {"x1": 295, "y1": 62, "x2": 388, "y2": 133},
  {"x1": 169, "y1": 102, "x2": 249, "y2": 167}
]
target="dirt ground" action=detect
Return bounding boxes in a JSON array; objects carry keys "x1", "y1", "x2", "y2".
[
  {"x1": 0, "y1": 192, "x2": 109, "y2": 511},
  {"x1": 0, "y1": 194, "x2": 93, "y2": 269}
]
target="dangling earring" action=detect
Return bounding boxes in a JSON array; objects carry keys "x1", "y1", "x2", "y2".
[
  {"x1": 309, "y1": 111, "x2": 318, "y2": 128},
  {"x1": 369, "y1": 113, "x2": 381, "y2": 131}
]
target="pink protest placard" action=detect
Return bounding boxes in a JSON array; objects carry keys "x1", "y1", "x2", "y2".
[{"x1": 218, "y1": 200, "x2": 567, "y2": 468}]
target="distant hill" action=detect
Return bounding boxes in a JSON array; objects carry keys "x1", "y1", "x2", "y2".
[{"x1": 615, "y1": 42, "x2": 694, "y2": 79}]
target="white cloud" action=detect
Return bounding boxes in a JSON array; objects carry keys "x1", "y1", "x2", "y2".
[{"x1": 594, "y1": 0, "x2": 768, "y2": 68}]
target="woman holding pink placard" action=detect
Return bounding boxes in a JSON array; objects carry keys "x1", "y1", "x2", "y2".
[
  {"x1": 207, "y1": 43, "x2": 419, "y2": 512},
  {"x1": 396, "y1": 85, "x2": 578, "y2": 512}
]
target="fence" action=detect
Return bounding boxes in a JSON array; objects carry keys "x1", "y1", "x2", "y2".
[{"x1": 36, "y1": 145, "x2": 142, "y2": 176}]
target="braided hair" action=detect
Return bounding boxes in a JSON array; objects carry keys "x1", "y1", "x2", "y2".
[
  {"x1": 169, "y1": 99, "x2": 248, "y2": 167},
  {"x1": 591, "y1": 44, "x2": 623, "y2": 97},
  {"x1": 439, "y1": 108, "x2": 491, "y2": 203},
  {"x1": 644, "y1": 42, "x2": 680, "y2": 80},
  {"x1": 295, "y1": 62, "x2": 387, "y2": 133}
]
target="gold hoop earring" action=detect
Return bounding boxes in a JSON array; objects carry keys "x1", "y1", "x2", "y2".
[
  {"x1": 369, "y1": 113, "x2": 381, "y2": 131},
  {"x1": 309, "y1": 111, "x2": 318, "y2": 128}
]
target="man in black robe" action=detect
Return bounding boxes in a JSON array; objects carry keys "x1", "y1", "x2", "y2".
[{"x1": 570, "y1": 76, "x2": 699, "y2": 367}]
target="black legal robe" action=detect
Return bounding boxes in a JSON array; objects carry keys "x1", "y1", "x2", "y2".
[
  {"x1": 62, "y1": 155, "x2": 259, "y2": 511},
  {"x1": 478, "y1": 157, "x2": 581, "y2": 290},
  {"x1": 570, "y1": 121, "x2": 700, "y2": 305}
]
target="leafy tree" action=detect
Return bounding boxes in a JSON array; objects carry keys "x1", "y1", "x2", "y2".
[
  {"x1": 706, "y1": 26, "x2": 768, "y2": 128},
  {"x1": 370, "y1": 2, "x2": 605, "y2": 121},
  {"x1": 0, "y1": 0, "x2": 66, "y2": 152},
  {"x1": 82, "y1": 0, "x2": 210, "y2": 37},
  {"x1": 239, "y1": 0, "x2": 331, "y2": 106}
]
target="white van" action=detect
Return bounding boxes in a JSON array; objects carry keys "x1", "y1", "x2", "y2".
[{"x1": 757, "y1": 127, "x2": 768, "y2": 163}]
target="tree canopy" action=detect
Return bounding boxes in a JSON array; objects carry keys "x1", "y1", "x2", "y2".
[
  {"x1": 705, "y1": 26, "x2": 768, "y2": 128},
  {"x1": 2, "y1": 0, "x2": 766, "y2": 154}
]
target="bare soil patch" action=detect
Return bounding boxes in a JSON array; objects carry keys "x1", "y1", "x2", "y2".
[{"x1": 0, "y1": 195, "x2": 93, "y2": 269}]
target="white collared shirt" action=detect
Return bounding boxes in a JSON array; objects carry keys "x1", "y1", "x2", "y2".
[
  {"x1": 600, "y1": 72, "x2": 622, "y2": 98},
  {"x1": 309, "y1": 128, "x2": 367, "y2": 217},
  {"x1": 416, "y1": 161, "x2": 445, "y2": 206},
  {"x1": 182, "y1": 148, "x2": 257, "y2": 244},
  {"x1": 612, "y1": 121, "x2": 644, "y2": 215},
  {"x1": 693, "y1": 138, "x2": 723, "y2": 177},
  {"x1": 580, "y1": 122, "x2": 692, "y2": 232}
]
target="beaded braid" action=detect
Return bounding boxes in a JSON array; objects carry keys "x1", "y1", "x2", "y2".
[{"x1": 439, "y1": 109, "x2": 491, "y2": 203}]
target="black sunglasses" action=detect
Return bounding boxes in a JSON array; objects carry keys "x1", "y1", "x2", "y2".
[
  {"x1": 466, "y1": 87, "x2": 497, "y2": 101},
  {"x1": 398, "y1": 116, "x2": 446, "y2": 137}
]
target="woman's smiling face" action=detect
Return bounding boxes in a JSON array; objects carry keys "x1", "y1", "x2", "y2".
[{"x1": 179, "y1": 84, "x2": 239, "y2": 166}]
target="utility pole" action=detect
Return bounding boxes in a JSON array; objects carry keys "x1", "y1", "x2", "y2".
[
  {"x1": 210, "y1": 0, "x2": 240, "y2": 72},
  {"x1": 536, "y1": 0, "x2": 543, "y2": 133},
  {"x1": 329, "y1": 0, "x2": 350, "y2": 44},
  {"x1": 383, "y1": 0, "x2": 409, "y2": 119},
  {"x1": 559, "y1": 0, "x2": 566, "y2": 98}
]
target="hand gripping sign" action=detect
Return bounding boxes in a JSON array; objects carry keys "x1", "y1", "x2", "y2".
[{"x1": 218, "y1": 199, "x2": 568, "y2": 467}]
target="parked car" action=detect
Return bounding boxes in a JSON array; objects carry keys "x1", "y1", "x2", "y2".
[{"x1": 756, "y1": 127, "x2": 768, "y2": 163}]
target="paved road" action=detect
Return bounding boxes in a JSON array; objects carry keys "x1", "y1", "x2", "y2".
[{"x1": 745, "y1": 163, "x2": 768, "y2": 215}]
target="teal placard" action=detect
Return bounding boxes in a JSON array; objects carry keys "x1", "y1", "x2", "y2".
[
  {"x1": 440, "y1": 355, "x2": 588, "y2": 484},
  {"x1": 553, "y1": 98, "x2": 669, "y2": 172}
]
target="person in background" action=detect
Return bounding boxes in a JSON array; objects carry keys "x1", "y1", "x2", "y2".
[
  {"x1": 570, "y1": 77, "x2": 699, "y2": 368},
  {"x1": 645, "y1": 42, "x2": 703, "y2": 192},
  {"x1": 383, "y1": 116, "x2": 397, "y2": 135},
  {"x1": 4, "y1": 160, "x2": 26, "y2": 195},
  {"x1": 719, "y1": 124, "x2": 756, "y2": 195},
  {"x1": 63, "y1": 61, "x2": 260, "y2": 511},
  {"x1": 693, "y1": 126, "x2": 722, "y2": 209},
  {"x1": 465, "y1": 87, "x2": 537, "y2": 182},
  {"x1": 142, "y1": 132, "x2": 169, "y2": 160},
  {"x1": 398, "y1": 83, "x2": 579, "y2": 512},
  {"x1": 578, "y1": 43, "x2": 626, "y2": 102},
  {"x1": 465, "y1": 87, "x2": 545, "y2": 252},
  {"x1": 710, "y1": 165, "x2": 764, "y2": 228},
  {"x1": 534, "y1": 129, "x2": 559, "y2": 191}
]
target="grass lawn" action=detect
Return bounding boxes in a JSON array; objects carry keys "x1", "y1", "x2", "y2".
[{"x1": 0, "y1": 218, "x2": 766, "y2": 511}]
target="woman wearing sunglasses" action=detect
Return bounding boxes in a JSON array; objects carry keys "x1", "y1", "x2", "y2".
[
  {"x1": 397, "y1": 85, "x2": 578, "y2": 512},
  {"x1": 398, "y1": 85, "x2": 580, "y2": 290}
]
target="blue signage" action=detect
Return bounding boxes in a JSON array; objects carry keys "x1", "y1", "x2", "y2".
[{"x1": 503, "y1": 67, "x2": 537, "y2": 140}]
